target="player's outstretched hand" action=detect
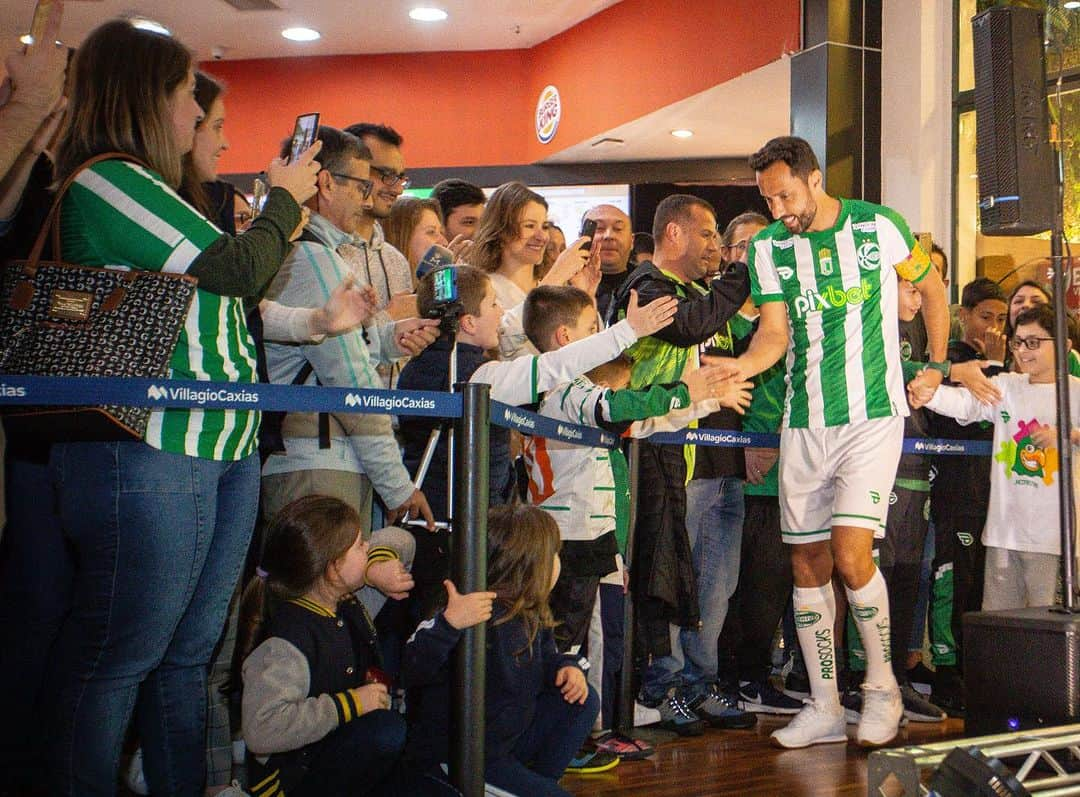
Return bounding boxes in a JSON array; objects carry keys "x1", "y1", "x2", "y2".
[
  {"x1": 625, "y1": 289, "x2": 677, "y2": 337},
  {"x1": 948, "y1": 360, "x2": 1002, "y2": 405}
]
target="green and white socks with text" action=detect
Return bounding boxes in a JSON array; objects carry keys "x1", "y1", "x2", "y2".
[
  {"x1": 792, "y1": 584, "x2": 839, "y2": 707},
  {"x1": 845, "y1": 568, "x2": 898, "y2": 691}
]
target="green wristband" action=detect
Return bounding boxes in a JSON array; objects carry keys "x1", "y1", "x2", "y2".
[{"x1": 926, "y1": 360, "x2": 951, "y2": 377}]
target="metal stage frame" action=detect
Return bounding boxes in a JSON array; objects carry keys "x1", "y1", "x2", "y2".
[{"x1": 868, "y1": 724, "x2": 1080, "y2": 796}]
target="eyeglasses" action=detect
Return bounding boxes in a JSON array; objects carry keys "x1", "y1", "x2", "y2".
[
  {"x1": 370, "y1": 165, "x2": 411, "y2": 189},
  {"x1": 1009, "y1": 336, "x2": 1054, "y2": 351},
  {"x1": 328, "y1": 172, "x2": 374, "y2": 199},
  {"x1": 721, "y1": 240, "x2": 750, "y2": 254}
]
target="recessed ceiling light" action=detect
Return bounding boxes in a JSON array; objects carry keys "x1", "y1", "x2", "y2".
[
  {"x1": 671, "y1": 129, "x2": 694, "y2": 139},
  {"x1": 19, "y1": 34, "x2": 32, "y2": 44},
  {"x1": 1065, "y1": 1, "x2": 1080, "y2": 9},
  {"x1": 130, "y1": 17, "x2": 171, "y2": 36},
  {"x1": 409, "y1": 7, "x2": 448, "y2": 22},
  {"x1": 282, "y1": 27, "x2": 321, "y2": 42}
]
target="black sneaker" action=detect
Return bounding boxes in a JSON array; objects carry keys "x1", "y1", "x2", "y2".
[
  {"x1": 900, "y1": 682, "x2": 946, "y2": 723},
  {"x1": 931, "y1": 665, "x2": 965, "y2": 718},
  {"x1": 783, "y1": 670, "x2": 811, "y2": 700},
  {"x1": 738, "y1": 680, "x2": 804, "y2": 715},
  {"x1": 654, "y1": 691, "x2": 706, "y2": 736},
  {"x1": 841, "y1": 686, "x2": 863, "y2": 725},
  {"x1": 688, "y1": 686, "x2": 757, "y2": 730},
  {"x1": 906, "y1": 662, "x2": 936, "y2": 695}
]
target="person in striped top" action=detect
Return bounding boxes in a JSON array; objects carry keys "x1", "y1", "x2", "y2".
[
  {"x1": 43, "y1": 20, "x2": 320, "y2": 796},
  {"x1": 707, "y1": 136, "x2": 950, "y2": 750}
]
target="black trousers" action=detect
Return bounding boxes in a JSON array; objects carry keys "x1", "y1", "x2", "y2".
[
  {"x1": 928, "y1": 511, "x2": 987, "y2": 668},
  {"x1": 718, "y1": 495, "x2": 793, "y2": 686}
]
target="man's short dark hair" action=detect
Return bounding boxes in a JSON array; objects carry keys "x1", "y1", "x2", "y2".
[
  {"x1": 344, "y1": 123, "x2": 404, "y2": 148},
  {"x1": 632, "y1": 232, "x2": 654, "y2": 256},
  {"x1": 1014, "y1": 303, "x2": 1056, "y2": 337},
  {"x1": 748, "y1": 136, "x2": 820, "y2": 179},
  {"x1": 960, "y1": 277, "x2": 1007, "y2": 309},
  {"x1": 280, "y1": 126, "x2": 371, "y2": 175},
  {"x1": 651, "y1": 194, "x2": 716, "y2": 243},
  {"x1": 523, "y1": 285, "x2": 594, "y2": 353},
  {"x1": 722, "y1": 211, "x2": 769, "y2": 245},
  {"x1": 931, "y1": 242, "x2": 949, "y2": 281},
  {"x1": 432, "y1": 179, "x2": 486, "y2": 217}
]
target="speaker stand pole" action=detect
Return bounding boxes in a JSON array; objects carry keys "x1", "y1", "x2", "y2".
[{"x1": 1049, "y1": 119, "x2": 1077, "y2": 614}]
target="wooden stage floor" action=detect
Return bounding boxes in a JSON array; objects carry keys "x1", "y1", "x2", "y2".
[{"x1": 563, "y1": 714, "x2": 965, "y2": 797}]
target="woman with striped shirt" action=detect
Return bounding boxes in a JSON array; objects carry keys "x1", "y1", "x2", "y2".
[{"x1": 45, "y1": 20, "x2": 319, "y2": 796}]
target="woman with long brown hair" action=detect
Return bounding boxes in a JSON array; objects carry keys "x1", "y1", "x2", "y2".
[
  {"x1": 468, "y1": 181, "x2": 595, "y2": 358},
  {"x1": 45, "y1": 19, "x2": 318, "y2": 795}
]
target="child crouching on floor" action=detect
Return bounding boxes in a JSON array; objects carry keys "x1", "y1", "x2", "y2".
[
  {"x1": 237, "y1": 496, "x2": 454, "y2": 797},
  {"x1": 403, "y1": 505, "x2": 598, "y2": 797}
]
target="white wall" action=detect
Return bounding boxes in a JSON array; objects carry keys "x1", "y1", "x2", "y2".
[{"x1": 881, "y1": 0, "x2": 957, "y2": 284}]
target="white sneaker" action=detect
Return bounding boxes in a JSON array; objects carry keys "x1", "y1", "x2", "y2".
[
  {"x1": 634, "y1": 700, "x2": 661, "y2": 727},
  {"x1": 769, "y1": 699, "x2": 847, "y2": 749},
  {"x1": 216, "y1": 781, "x2": 250, "y2": 797},
  {"x1": 856, "y1": 684, "x2": 902, "y2": 748}
]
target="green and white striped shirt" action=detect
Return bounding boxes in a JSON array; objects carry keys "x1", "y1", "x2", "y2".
[
  {"x1": 748, "y1": 198, "x2": 931, "y2": 429},
  {"x1": 61, "y1": 159, "x2": 259, "y2": 460}
]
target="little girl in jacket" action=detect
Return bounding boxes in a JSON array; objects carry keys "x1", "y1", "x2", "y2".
[
  {"x1": 237, "y1": 495, "x2": 452, "y2": 797},
  {"x1": 403, "y1": 504, "x2": 599, "y2": 797}
]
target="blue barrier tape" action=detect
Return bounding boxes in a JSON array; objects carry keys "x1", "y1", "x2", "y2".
[
  {"x1": 490, "y1": 400, "x2": 618, "y2": 449},
  {"x1": 0, "y1": 375, "x2": 993, "y2": 456},
  {"x1": 0, "y1": 375, "x2": 462, "y2": 418}
]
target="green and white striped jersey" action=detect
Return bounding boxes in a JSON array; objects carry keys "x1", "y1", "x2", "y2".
[
  {"x1": 748, "y1": 198, "x2": 931, "y2": 429},
  {"x1": 61, "y1": 159, "x2": 259, "y2": 461}
]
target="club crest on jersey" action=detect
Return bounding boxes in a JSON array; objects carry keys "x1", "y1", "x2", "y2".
[
  {"x1": 857, "y1": 241, "x2": 882, "y2": 271},
  {"x1": 817, "y1": 247, "x2": 834, "y2": 275}
]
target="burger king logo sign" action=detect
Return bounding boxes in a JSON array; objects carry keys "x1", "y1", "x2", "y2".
[{"x1": 535, "y1": 85, "x2": 561, "y2": 144}]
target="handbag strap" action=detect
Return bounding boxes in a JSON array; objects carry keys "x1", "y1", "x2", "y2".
[{"x1": 24, "y1": 152, "x2": 149, "y2": 273}]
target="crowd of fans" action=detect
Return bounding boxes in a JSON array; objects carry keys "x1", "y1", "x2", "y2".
[{"x1": 0, "y1": 9, "x2": 1078, "y2": 797}]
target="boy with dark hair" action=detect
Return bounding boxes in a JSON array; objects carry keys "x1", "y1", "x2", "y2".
[
  {"x1": 431, "y1": 178, "x2": 486, "y2": 242},
  {"x1": 522, "y1": 287, "x2": 751, "y2": 745},
  {"x1": 921, "y1": 277, "x2": 1008, "y2": 713}
]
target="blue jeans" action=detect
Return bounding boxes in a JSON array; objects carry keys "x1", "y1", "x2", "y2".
[
  {"x1": 47, "y1": 441, "x2": 259, "y2": 796},
  {"x1": 0, "y1": 456, "x2": 72, "y2": 781},
  {"x1": 642, "y1": 477, "x2": 744, "y2": 703},
  {"x1": 484, "y1": 686, "x2": 599, "y2": 797}
]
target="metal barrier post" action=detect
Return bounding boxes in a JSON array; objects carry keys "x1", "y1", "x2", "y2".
[
  {"x1": 615, "y1": 438, "x2": 640, "y2": 736},
  {"x1": 449, "y1": 381, "x2": 490, "y2": 797}
]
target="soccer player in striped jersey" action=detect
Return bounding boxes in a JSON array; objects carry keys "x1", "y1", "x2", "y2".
[{"x1": 706, "y1": 136, "x2": 950, "y2": 749}]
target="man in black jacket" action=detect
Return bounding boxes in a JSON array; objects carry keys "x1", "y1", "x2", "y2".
[{"x1": 608, "y1": 194, "x2": 749, "y2": 734}]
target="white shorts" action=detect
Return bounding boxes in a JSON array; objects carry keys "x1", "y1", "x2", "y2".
[{"x1": 779, "y1": 415, "x2": 904, "y2": 545}]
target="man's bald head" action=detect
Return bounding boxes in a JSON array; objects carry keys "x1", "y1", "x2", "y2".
[{"x1": 584, "y1": 204, "x2": 633, "y2": 274}]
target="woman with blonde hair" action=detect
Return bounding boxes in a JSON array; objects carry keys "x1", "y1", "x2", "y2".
[
  {"x1": 45, "y1": 19, "x2": 319, "y2": 795},
  {"x1": 383, "y1": 195, "x2": 448, "y2": 278}
]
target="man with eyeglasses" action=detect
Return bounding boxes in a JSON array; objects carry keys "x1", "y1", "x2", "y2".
[
  {"x1": 341, "y1": 123, "x2": 417, "y2": 338},
  {"x1": 261, "y1": 126, "x2": 439, "y2": 607}
]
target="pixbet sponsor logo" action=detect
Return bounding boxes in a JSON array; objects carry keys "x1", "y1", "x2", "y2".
[
  {"x1": 535, "y1": 85, "x2": 561, "y2": 144},
  {"x1": 791, "y1": 279, "x2": 875, "y2": 319}
]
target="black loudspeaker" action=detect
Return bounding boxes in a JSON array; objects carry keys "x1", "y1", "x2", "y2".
[
  {"x1": 972, "y1": 6, "x2": 1054, "y2": 236},
  {"x1": 964, "y1": 607, "x2": 1080, "y2": 737}
]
